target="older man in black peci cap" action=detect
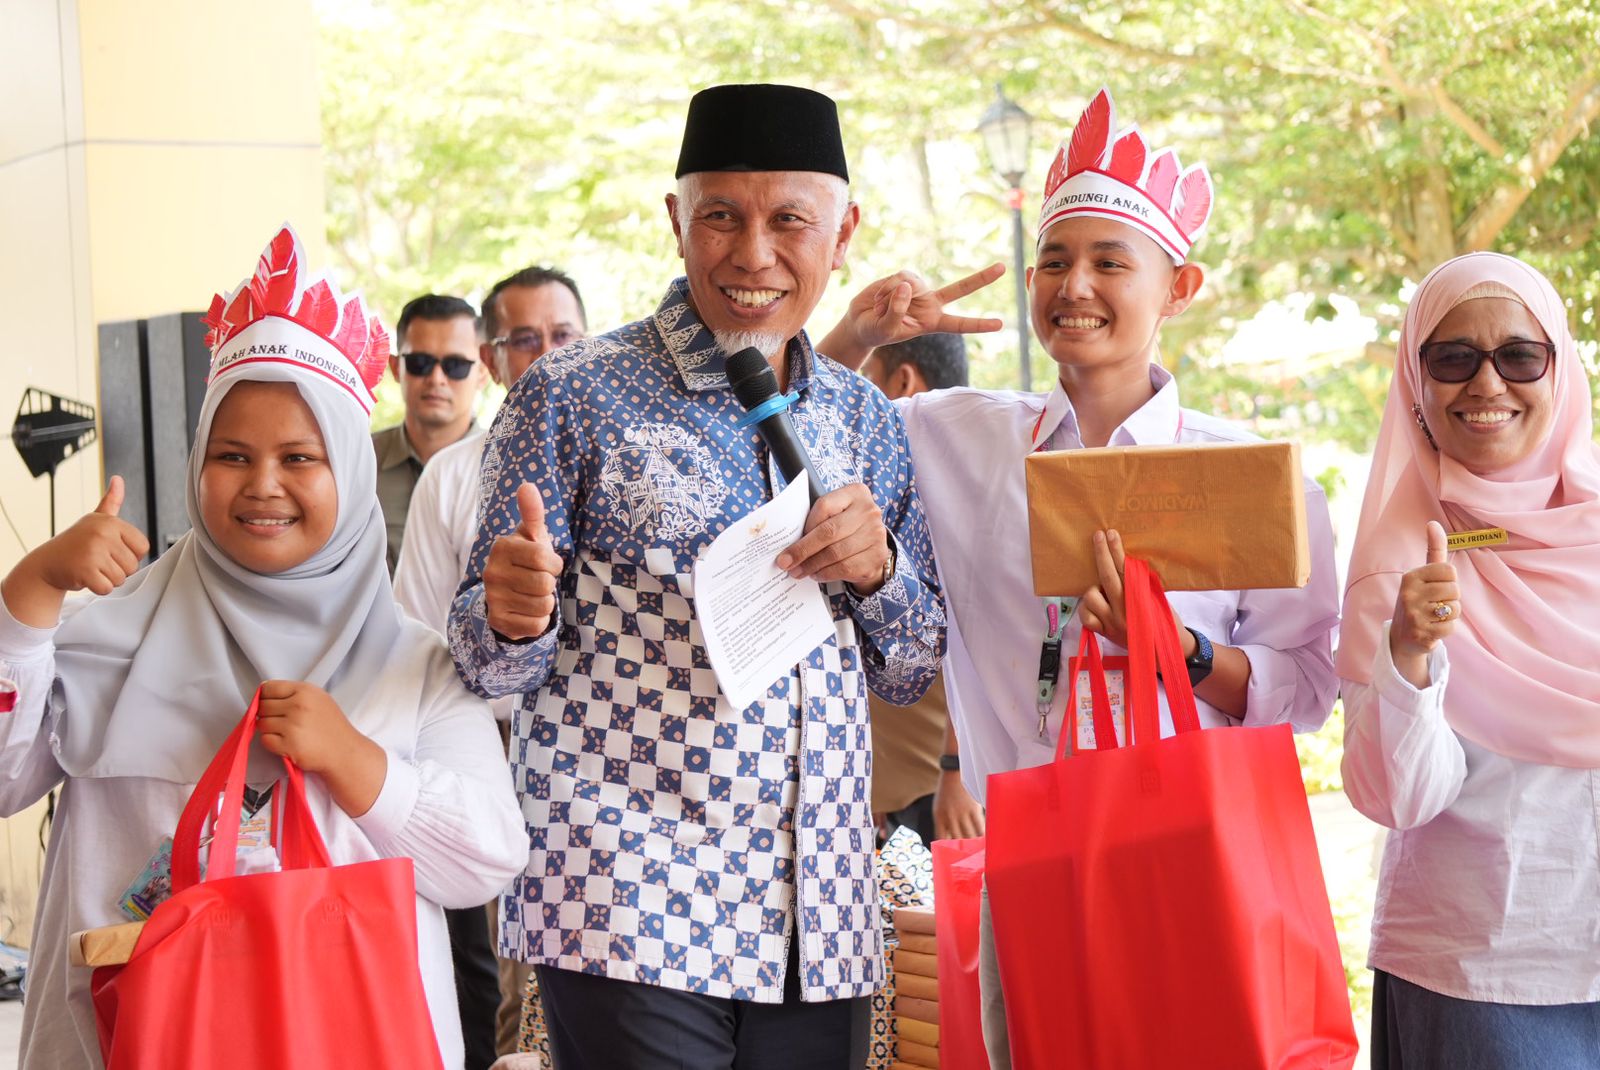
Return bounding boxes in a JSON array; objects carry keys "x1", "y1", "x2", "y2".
[{"x1": 449, "y1": 84, "x2": 989, "y2": 1068}]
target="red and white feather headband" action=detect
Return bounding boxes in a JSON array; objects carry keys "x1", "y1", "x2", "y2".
[
  {"x1": 1038, "y1": 88, "x2": 1213, "y2": 264},
  {"x1": 202, "y1": 224, "x2": 390, "y2": 414}
]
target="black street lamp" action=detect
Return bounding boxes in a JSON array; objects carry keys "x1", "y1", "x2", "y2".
[{"x1": 977, "y1": 85, "x2": 1035, "y2": 391}]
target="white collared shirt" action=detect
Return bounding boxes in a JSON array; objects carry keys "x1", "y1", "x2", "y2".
[
  {"x1": 394, "y1": 428, "x2": 487, "y2": 635},
  {"x1": 394, "y1": 429, "x2": 516, "y2": 723},
  {"x1": 1342, "y1": 630, "x2": 1600, "y2": 1004},
  {"x1": 897, "y1": 365, "x2": 1341, "y2": 803}
]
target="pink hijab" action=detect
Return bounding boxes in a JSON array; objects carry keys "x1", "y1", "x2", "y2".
[{"x1": 1337, "y1": 252, "x2": 1600, "y2": 768}]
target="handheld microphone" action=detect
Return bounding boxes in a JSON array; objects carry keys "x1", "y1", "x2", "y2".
[{"x1": 725, "y1": 347, "x2": 824, "y2": 502}]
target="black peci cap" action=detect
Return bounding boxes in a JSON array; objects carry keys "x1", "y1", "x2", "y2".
[{"x1": 675, "y1": 84, "x2": 849, "y2": 181}]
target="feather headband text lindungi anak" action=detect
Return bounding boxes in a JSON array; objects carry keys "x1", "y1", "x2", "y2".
[
  {"x1": 1038, "y1": 88, "x2": 1214, "y2": 265},
  {"x1": 202, "y1": 225, "x2": 390, "y2": 415}
]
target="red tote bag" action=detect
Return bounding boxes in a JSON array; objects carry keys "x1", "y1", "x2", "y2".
[
  {"x1": 91, "y1": 689, "x2": 446, "y2": 1070},
  {"x1": 930, "y1": 838, "x2": 990, "y2": 1070},
  {"x1": 985, "y1": 558, "x2": 1356, "y2": 1070}
]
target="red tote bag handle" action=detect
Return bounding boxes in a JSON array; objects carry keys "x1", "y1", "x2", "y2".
[
  {"x1": 1061, "y1": 556, "x2": 1201, "y2": 760},
  {"x1": 1124, "y1": 556, "x2": 1202, "y2": 738},
  {"x1": 171, "y1": 687, "x2": 333, "y2": 893},
  {"x1": 1054, "y1": 629, "x2": 1118, "y2": 760}
]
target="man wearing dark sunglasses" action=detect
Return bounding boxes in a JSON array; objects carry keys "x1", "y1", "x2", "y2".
[{"x1": 373, "y1": 293, "x2": 487, "y2": 575}]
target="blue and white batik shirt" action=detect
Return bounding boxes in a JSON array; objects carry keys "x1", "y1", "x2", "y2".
[{"x1": 449, "y1": 278, "x2": 946, "y2": 1003}]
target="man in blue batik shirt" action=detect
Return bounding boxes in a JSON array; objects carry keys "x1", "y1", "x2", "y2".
[{"x1": 449, "y1": 84, "x2": 978, "y2": 1068}]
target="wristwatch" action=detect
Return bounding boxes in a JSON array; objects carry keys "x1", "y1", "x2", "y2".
[
  {"x1": 1185, "y1": 628, "x2": 1215, "y2": 688},
  {"x1": 938, "y1": 753, "x2": 960, "y2": 772}
]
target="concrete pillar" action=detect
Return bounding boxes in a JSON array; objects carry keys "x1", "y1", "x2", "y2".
[{"x1": 0, "y1": 0, "x2": 327, "y2": 947}]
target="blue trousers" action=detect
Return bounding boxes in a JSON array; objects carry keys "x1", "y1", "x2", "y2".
[
  {"x1": 534, "y1": 936, "x2": 870, "y2": 1070},
  {"x1": 1372, "y1": 970, "x2": 1600, "y2": 1069}
]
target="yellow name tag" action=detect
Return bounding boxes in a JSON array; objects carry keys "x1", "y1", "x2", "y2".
[{"x1": 1447, "y1": 527, "x2": 1508, "y2": 550}]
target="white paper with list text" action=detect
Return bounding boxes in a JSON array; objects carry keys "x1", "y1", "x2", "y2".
[{"x1": 692, "y1": 476, "x2": 834, "y2": 710}]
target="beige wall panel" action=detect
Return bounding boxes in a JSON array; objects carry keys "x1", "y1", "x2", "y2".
[
  {"x1": 0, "y1": 0, "x2": 82, "y2": 164},
  {"x1": 78, "y1": 0, "x2": 320, "y2": 144},
  {"x1": 83, "y1": 142, "x2": 327, "y2": 324},
  {"x1": 0, "y1": 147, "x2": 97, "y2": 576}
]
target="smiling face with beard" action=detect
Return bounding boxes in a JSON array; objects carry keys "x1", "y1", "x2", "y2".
[{"x1": 667, "y1": 170, "x2": 859, "y2": 370}]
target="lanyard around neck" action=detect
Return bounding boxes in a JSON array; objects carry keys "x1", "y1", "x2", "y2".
[{"x1": 1036, "y1": 595, "x2": 1078, "y2": 737}]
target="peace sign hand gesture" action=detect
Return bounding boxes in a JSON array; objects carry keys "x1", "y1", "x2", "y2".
[{"x1": 817, "y1": 264, "x2": 1006, "y2": 369}]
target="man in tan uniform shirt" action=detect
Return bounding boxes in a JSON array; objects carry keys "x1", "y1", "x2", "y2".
[{"x1": 860, "y1": 334, "x2": 985, "y2": 843}]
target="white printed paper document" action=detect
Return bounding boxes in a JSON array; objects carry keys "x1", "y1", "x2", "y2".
[{"x1": 693, "y1": 475, "x2": 835, "y2": 710}]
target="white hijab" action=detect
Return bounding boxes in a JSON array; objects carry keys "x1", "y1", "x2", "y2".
[{"x1": 51, "y1": 360, "x2": 400, "y2": 783}]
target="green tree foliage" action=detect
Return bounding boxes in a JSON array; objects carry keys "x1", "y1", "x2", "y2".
[{"x1": 318, "y1": 0, "x2": 1600, "y2": 437}]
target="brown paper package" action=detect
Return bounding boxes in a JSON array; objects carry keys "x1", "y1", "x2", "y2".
[
  {"x1": 893, "y1": 905, "x2": 936, "y2": 936},
  {"x1": 1026, "y1": 440, "x2": 1310, "y2": 594},
  {"x1": 891, "y1": 948, "x2": 939, "y2": 978},
  {"x1": 895, "y1": 973, "x2": 939, "y2": 1001},
  {"x1": 896, "y1": 996, "x2": 940, "y2": 1024},
  {"x1": 895, "y1": 1017, "x2": 939, "y2": 1047},
  {"x1": 69, "y1": 921, "x2": 146, "y2": 967}
]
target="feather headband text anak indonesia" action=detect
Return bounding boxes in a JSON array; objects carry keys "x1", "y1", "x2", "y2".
[{"x1": 203, "y1": 225, "x2": 390, "y2": 414}]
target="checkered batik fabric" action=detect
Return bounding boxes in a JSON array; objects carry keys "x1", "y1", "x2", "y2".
[{"x1": 449, "y1": 278, "x2": 946, "y2": 1003}]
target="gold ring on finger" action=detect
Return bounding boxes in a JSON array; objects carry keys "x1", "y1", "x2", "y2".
[{"x1": 1431, "y1": 601, "x2": 1454, "y2": 621}]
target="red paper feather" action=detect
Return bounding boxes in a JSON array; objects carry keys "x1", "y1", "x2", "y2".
[
  {"x1": 330, "y1": 295, "x2": 368, "y2": 365},
  {"x1": 1106, "y1": 128, "x2": 1147, "y2": 186},
  {"x1": 294, "y1": 279, "x2": 340, "y2": 337},
  {"x1": 222, "y1": 287, "x2": 256, "y2": 338},
  {"x1": 203, "y1": 293, "x2": 229, "y2": 349},
  {"x1": 1144, "y1": 150, "x2": 1181, "y2": 212},
  {"x1": 356, "y1": 319, "x2": 390, "y2": 391},
  {"x1": 1065, "y1": 89, "x2": 1113, "y2": 177},
  {"x1": 1042, "y1": 146, "x2": 1071, "y2": 200},
  {"x1": 1172, "y1": 164, "x2": 1214, "y2": 237},
  {"x1": 249, "y1": 227, "x2": 301, "y2": 314}
]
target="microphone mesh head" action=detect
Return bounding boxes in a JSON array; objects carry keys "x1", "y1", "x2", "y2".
[{"x1": 725, "y1": 347, "x2": 780, "y2": 411}]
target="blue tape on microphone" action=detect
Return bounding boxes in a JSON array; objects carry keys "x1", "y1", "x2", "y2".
[{"x1": 734, "y1": 391, "x2": 800, "y2": 428}]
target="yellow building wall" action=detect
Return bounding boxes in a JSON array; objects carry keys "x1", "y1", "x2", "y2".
[{"x1": 0, "y1": 0, "x2": 327, "y2": 947}]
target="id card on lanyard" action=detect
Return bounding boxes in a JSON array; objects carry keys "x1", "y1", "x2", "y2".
[{"x1": 1067, "y1": 654, "x2": 1128, "y2": 752}]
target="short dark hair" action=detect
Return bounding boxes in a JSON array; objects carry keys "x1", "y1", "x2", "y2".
[
  {"x1": 482, "y1": 267, "x2": 587, "y2": 340},
  {"x1": 394, "y1": 294, "x2": 477, "y2": 345},
  {"x1": 875, "y1": 332, "x2": 968, "y2": 390}
]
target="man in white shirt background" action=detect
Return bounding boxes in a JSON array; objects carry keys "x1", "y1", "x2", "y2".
[
  {"x1": 392, "y1": 264, "x2": 588, "y2": 1062},
  {"x1": 373, "y1": 294, "x2": 488, "y2": 575},
  {"x1": 857, "y1": 333, "x2": 986, "y2": 846}
]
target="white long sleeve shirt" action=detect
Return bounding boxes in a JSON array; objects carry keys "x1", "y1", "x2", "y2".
[
  {"x1": 394, "y1": 428, "x2": 486, "y2": 636},
  {"x1": 392, "y1": 429, "x2": 515, "y2": 723},
  {"x1": 1342, "y1": 625, "x2": 1600, "y2": 1004},
  {"x1": 0, "y1": 600, "x2": 530, "y2": 1069},
  {"x1": 897, "y1": 367, "x2": 1340, "y2": 803}
]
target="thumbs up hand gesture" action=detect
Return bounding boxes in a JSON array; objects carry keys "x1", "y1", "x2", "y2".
[
  {"x1": 483, "y1": 482, "x2": 565, "y2": 640},
  {"x1": 1388, "y1": 521, "x2": 1459, "y2": 687},
  {"x1": 1, "y1": 476, "x2": 152, "y2": 627}
]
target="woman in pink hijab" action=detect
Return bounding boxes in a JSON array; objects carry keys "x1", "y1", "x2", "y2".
[{"x1": 1338, "y1": 251, "x2": 1600, "y2": 1067}]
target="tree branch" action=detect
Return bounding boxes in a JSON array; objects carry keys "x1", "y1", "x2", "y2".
[
  {"x1": 1429, "y1": 82, "x2": 1507, "y2": 157},
  {"x1": 1459, "y1": 70, "x2": 1600, "y2": 250}
]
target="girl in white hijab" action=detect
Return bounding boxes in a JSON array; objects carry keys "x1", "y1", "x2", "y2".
[{"x1": 0, "y1": 226, "x2": 527, "y2": 1070}]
